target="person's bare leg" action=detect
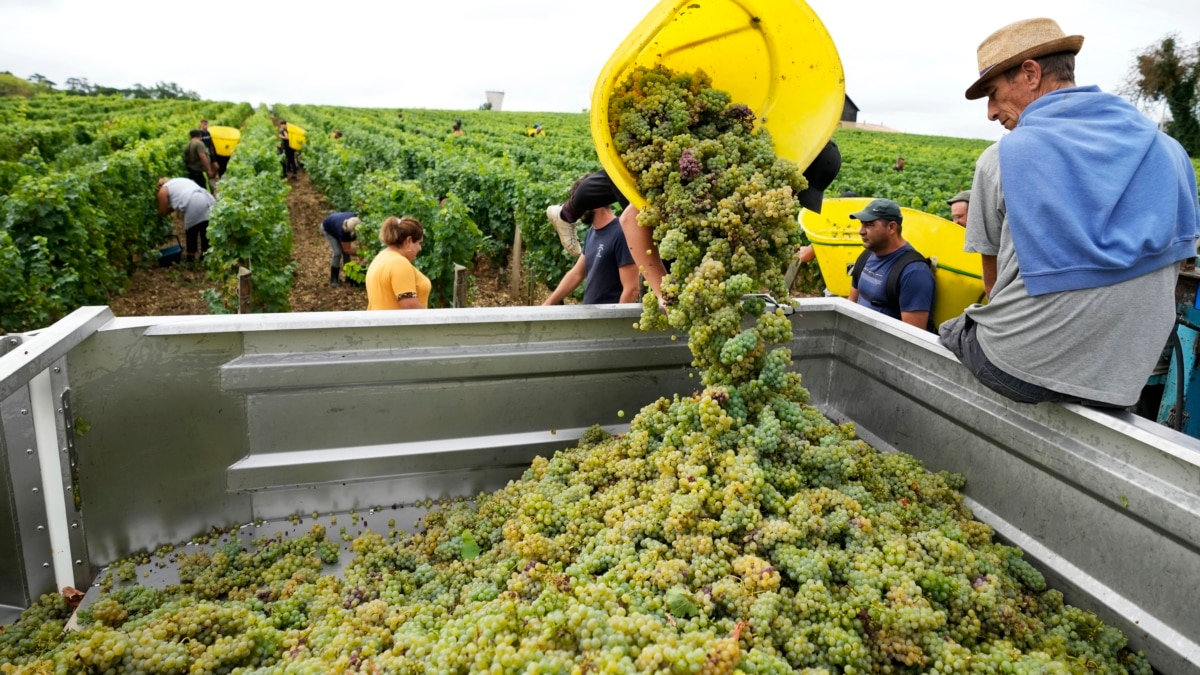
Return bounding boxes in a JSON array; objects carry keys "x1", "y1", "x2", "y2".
[{"x1": 619, "y1": 206, "x2": 667, "y2": 310}]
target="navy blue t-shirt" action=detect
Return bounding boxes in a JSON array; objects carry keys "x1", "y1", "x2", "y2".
[
  {"x1": 852, "y1": 244, "x2": 934, "y2": 320},
  {"x1": 582, "y1": 218, "x2": 636, "y2": 304},
  {"x1": 322, "y1": 212, "x2": 358, "y2": 243}
]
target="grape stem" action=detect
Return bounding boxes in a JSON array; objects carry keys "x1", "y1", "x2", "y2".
[{"x1": 740, "y1": 293, "x2": 797, "y2": 316}]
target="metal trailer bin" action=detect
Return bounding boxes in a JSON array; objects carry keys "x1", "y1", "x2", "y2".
[{"x1": 1, "y1": 300, "x2": 1197, "y2": 672}]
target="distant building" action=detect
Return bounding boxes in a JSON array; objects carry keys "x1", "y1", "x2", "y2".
[
  {"x1": 841, "y1": 95, "x2": 859, "y2": 124},
  {"x1": 838, "y1": 95, "x2": 898, "y2": 133}
]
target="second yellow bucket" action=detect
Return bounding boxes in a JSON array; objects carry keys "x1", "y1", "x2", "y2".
[
  {"x1": 208, "y1": 126, "x2": 241, "y2": 157},
  {"x1": 591, "y1": 0, "x2": 845, "y2": 209},
  {"x1": 287, "y1": 123, "x2": 307, "y2": 151},
  {"x1": 801, "y1": 198, "x2": 986, "y2": 328}
]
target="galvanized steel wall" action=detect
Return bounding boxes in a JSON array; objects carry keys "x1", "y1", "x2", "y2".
[{"x1": 1, "y1": 300, "x2": 1197, "y2": 672}]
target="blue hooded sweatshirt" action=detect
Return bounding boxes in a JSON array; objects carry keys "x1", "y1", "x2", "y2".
[{"x1": 999, "y1": 85, "x2": 1199, "y2": 296}]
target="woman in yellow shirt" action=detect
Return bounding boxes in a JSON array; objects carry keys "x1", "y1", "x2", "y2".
[{"x1": 366, "y1": 216, "x2": 431, "y2": 309}]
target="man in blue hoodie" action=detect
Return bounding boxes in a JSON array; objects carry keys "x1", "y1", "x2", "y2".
[{"x1": 939, "y1": 18, "x2": 1200, "y2": 407}]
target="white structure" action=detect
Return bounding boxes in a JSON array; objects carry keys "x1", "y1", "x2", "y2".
[{"x1": 485, "y1": 91, "x2": 505, "y2": 111}]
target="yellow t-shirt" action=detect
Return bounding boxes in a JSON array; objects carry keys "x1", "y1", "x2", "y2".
[{"x1": 366, "y1": 248, "x2": 431, "y2": 309}]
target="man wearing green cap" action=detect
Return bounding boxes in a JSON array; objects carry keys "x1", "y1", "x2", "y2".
[
  {"x1": 939, "y1": 17, "x2": 1200, "y2": 407},
  {"x1": 946, "y1": 190, "x2": 970, "y2": 227},
  {"x1": 848, "y1": 198, "x2": 935, "y2": 330}
]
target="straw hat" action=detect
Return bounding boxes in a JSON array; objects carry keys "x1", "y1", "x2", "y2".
[{"x1": 965, "y1": 18, "x2": 1083, "y2": 100}]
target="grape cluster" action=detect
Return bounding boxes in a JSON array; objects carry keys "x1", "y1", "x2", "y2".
[{"x1": 0, "y1": 65, "x2": 1153, "y2": 674}]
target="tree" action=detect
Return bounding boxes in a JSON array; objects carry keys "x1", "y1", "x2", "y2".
[
  {"x1": 121, "y1": 81, "x2": 199, "y2": 100},
  {"x1": 148, "y1": 81, "x2": 200, "y2": 100},
  {"x1": 64, "y1": 77, "x2": 95, "y2": 95},
  {"x1": 1125, "y1": 34, "x2": 1200, "y2": 155},
  {"x1": 26, "y1": 73, "x2": 55, "y2": 88}
]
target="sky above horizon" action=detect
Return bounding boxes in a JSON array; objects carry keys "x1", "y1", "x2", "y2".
[{"x1": 1, "y1": 0, "x2": 1194, "y2": 143}]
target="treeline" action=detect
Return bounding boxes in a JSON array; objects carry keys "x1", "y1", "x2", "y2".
[{"x1": 1, "y1": 71, "x2": 199, "y2": 100}]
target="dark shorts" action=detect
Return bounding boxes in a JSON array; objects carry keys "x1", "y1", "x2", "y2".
[
  {"x1": 939, "y1": 314, "x2": 1120, "y2": 407},
  {"x1": 563, "y1": 170, "x2": 628, "y2": 223}
]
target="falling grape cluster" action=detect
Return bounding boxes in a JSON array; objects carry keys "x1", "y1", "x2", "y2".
[{"x1": 0, "y1": 66, "x2": 1151, "y2": 674}]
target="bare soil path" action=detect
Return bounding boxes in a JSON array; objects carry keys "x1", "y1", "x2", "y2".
[{"x1": 108, "y1": 172, "x2": 543, "y2": 317}]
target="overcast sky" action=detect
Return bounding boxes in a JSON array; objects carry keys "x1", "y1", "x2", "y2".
[{"x1": 0, "y1": 0, "x2": 1194, "y2": 142}]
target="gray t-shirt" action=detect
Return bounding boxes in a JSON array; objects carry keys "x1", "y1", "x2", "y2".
[
  {"x1": 165, "y1": 178, "x2": 215, "y2": 229},
  {"x1": 961, "y1": 144, "x2": 1179, "y2": 406}
]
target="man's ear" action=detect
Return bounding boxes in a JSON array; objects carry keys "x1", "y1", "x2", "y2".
[{"x1": 1021, "y1": 59, "x2": 1042, "y2": 87}]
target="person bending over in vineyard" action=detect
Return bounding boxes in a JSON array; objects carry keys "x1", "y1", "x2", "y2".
[
  {"x1": 543, "y1": 176, "x2": 639, "y2": 306},
  {"x1": 939, "y1": 17, "x2": 1200, "y2": 407},
  {"x1": 184, "y1": 129, "x2": 216, "y2": 193},
  {"x1": 321, "y1": 212, "x2": 360, "y2": 288},
  {"x1": 366, "y1": 216, "x2": 431, "y2": 310},
  {"x1": 157, "y1": 177, "x2": 216, "y2": 263}
]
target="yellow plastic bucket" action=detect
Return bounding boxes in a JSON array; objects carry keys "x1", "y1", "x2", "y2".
[
  {"x1": 591, "y1": 0, "x2": 845, "y2": 209},
  {"x1": 207, "y1": 125, "x2": 241, "y2": 157},
  {"x1": 801, "y1": 198, "x2": 986, "y2": 328},
  {"x1": 287, "y1": 123, "x2": 307, "y2": 151}
]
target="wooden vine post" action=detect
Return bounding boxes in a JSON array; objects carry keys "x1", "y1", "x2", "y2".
[
  {"x1": 509, "y1": 222, "x2": 523, "y2": 298},
  {"x1": 238, "y1": 266, "x2": 252, "y2": 314},
  {"x1": 453, "y1": 264, "x2": 468, "y2": 308}
]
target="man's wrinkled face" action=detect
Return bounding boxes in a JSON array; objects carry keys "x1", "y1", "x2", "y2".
[{"x1": 983, "y1": 67, "x2": 1037, "y2": 131}]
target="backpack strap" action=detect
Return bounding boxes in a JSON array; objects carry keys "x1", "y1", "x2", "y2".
[
  {"x1": 849, "y1": 249, "x2": 870, "y2": 288},
  {"x1": 850, "y1": 247, "x2": 935, "y2": 331},
  {"x1": 885, "y1": 247, "x2": 935, "y2": 330}
]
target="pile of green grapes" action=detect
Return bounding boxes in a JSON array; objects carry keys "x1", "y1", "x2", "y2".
[{"x1": 1, "y1": 66, "x2": 1150, "y2": 674}]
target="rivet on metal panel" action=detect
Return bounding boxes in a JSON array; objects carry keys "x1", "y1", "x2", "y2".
[
  {"x1": 31, "y1": 487, "x2": 39, "y2": 493},
  {"x1": 42, "y1": 562, "x2": 49, "y2": 568},
  {"x1": 20, "y1": 409, "x2": 28, "y2": 415},
  {"x1": 7, "y1": 338, "x2": 17, "y2": 346},
  {"x1": 75, "y1": 560, "x2": 82, "y2": 566},
  {"x1": 36, "y1": 525, "x2": 44, "y2": 531},
  {"x1": 70, "y1": 522, "x2": 78, "y2": 528},
  {"x1": 26, "y1": 448, "x2": 33, "y2": 455},
  {"x1": 57, "y1": 408, "x2": 63, "y2": 413},
  {"x1": 53, "y1": 367, "x2": 61, "y2": 373},
  {"x1": 65, "y1": 486, "x2": 72, "y2": 491}
]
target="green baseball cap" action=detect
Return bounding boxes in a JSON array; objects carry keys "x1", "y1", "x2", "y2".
[{"x1": 849, "y1": 198, "x2": 903, "y2": 224}]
